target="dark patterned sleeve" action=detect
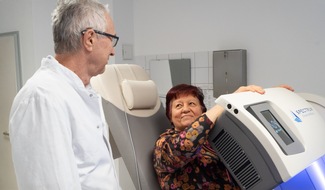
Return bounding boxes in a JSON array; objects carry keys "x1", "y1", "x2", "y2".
[{"x1": 153, "y1": 114, "x2": 214, "y2": 175}]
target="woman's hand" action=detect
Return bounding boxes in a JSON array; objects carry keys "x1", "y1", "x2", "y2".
[
  {"x1": 233, "y1": 84, "x2": 294, "y2": 95},
  {"x1": 275, "y1": 84, "x2": 294, "y2": 92},
  {"x1": 234, "y1": 85, "x2": 265, "y2": 94}
]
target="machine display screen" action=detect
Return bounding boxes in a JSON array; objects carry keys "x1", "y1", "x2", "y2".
[{"x1": 261, "y1": 110, "x2": 294, "y2": 145}]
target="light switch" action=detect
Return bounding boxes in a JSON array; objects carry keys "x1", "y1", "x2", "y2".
[{"x1": 122, "y1": 44, "x2": 133, "y2": 60}]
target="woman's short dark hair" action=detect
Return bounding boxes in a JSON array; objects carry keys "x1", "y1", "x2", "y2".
[{"x1": 165, "y1": 84, "x2": 207, "y2": 121}]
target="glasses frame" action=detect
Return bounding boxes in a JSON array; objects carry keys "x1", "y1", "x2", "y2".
[{"x1": 81, "y1": 28, "x2": 119, "y2": 47}]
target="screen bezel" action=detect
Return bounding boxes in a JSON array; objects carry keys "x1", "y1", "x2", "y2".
[{"x1": 247, "y1": 102, "x2": 304, "y2": 155}]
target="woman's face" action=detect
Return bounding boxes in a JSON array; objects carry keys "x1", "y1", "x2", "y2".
[{"x1": 170, "y1": 94, "x2": 203, "y2": 131}]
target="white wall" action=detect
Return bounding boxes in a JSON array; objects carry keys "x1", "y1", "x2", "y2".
[
  {"x1": 31, "y1": 0, "x2": 57, "y2": 70},
  {"x1": 134, "y1": 0, "x2": 325, "y2": 96},
  {"x1": 112, "y1": 0, "x2": 134, "y2": 65}
]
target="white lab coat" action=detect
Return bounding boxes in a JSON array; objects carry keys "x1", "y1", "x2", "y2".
[{"x1": 9, "y1": 55, "x2": 120, "y2": 190}]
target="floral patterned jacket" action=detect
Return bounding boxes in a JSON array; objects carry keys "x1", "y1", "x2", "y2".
[{"x1": 153, "y1": 114, "x2": 240, "y2": 190}]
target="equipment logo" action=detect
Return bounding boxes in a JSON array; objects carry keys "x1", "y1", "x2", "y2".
[
  {"x1": 291, "y1": 111, "x2": 302, "y2": 122},
  {"x1": 291, "y1": 107, "x2": 314, "y2": 122}
]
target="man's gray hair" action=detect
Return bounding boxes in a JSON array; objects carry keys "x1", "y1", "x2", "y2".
[{"x1": 52, "y1": 0, "x2": 109, "y2": 54}]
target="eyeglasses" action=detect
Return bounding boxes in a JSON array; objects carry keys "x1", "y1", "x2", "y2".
[{"x1": 81, "y1": 28, "x2": 119, "y2": 47}]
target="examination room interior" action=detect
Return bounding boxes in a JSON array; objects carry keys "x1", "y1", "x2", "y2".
[{"x1": 1, "y1": 0, "x2": 325, "y2": 190}]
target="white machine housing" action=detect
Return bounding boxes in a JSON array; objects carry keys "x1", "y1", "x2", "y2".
[{"x1": 208, "y1": 88, "x2": 325, "y2": 190}]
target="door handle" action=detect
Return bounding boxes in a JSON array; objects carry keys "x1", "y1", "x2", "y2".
[{"x1": 3, "y1": 131, "x2": 9, "y2": 137}]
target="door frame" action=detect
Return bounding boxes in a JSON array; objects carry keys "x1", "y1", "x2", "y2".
[{"x1": 0, "y1": 31, "x2": 22, "y2": 91}]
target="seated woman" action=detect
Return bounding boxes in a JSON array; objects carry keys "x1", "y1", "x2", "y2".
[{"x1": 153, "y1": 84, "x2": 293, "y2": 190}]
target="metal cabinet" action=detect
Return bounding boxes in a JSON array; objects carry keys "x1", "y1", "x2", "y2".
[{"x1": 213, "y1": 49, "x2": 247, "y2": 98}]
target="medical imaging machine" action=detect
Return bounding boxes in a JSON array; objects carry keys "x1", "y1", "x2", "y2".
[{"x1": 209, "y1": 88, "x2": 325, "y2": 190}]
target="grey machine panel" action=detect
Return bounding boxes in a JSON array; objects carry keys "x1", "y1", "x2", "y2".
[
  {"x1": 213, "y1": 49, "x2": 247, "y2": 98},
  {"x1": 209, "y1": 111, "x2": 282, "y2": 190}
]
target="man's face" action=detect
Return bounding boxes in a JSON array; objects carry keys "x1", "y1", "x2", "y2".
[{"x1": 90, "y1": 13, "x2": 116, "y2": 76}]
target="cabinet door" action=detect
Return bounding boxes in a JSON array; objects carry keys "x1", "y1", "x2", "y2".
[{"x1": 213, "y1": 49, "x2": 247, "y2": 98}]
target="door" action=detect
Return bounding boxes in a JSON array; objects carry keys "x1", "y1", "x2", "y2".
[{"x1": 0, "y1": 31, "x2": 22, "y2": 190}]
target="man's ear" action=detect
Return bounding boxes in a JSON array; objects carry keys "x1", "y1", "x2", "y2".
[{"x1": 82, "y1": 30, "x2": 95, "y2": 51}]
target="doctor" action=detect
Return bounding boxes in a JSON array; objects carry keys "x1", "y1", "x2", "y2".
[{"x1": 9, "y1": 0, "x2": 120, "y2": 189}]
